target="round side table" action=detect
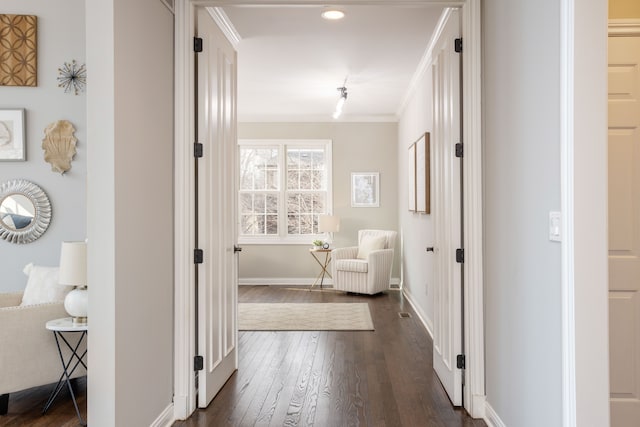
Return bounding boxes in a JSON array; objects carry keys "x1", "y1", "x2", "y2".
[
  {"x1": 309, "y1": 248, "x2": 333, "y2": 290},
  {"x1": 43, "y1": 317, "x2": 87, "y2": 425}
]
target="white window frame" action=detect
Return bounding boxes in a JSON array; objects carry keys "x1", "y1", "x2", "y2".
[{"x1": 238, "y1": 139, "x2": 333, "y2": 245}]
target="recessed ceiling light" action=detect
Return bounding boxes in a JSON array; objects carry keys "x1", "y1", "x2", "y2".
[{"x1": 321, "y1": 10, "x2": 345, "y2": 20}]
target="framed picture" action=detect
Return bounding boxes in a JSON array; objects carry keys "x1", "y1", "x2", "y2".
[
  {"x1": 0, "y1": 15, "x2": 37, "y2": 87},
  {"x1": 351, "y1": 172, "x2": 379, "y2": 207},
  {"x1": 408, "y1": 143, "x2": 417, "y2": 211},
  {"x1": 0, "y1": 109, "x2": 26, "y2": 161},
  {"x1": 415, "y1": 132, "x2": 430, "y2": 213}
]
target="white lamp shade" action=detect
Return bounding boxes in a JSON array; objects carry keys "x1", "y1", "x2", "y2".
[
  {"x1": 59, "y1": 241, "x2": 87, "y2": 287},
  {"x1": 318, "y1": 215, "x2": 340, "y2": 233}
]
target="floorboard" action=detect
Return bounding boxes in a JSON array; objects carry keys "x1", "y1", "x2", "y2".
[
  {"x1": 176, "y1": 286, "x2": 486, "y2": 427},
  {"x1": 0, "y1": 377, "x2": 86, "y2": 427},
  {"x1": 1, "y1": 286, "x2": 486, "y2": 427}
]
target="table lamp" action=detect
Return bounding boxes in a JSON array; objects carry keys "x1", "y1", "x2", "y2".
[
  {"x1": 318, "y1": 215, "x2": 340, "y2": 245},
  {"x1": 59, "y1": 241, "x2": 87, "y2": 325}
]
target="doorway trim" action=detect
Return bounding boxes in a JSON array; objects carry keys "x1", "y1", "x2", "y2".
[
  {"x1": 174, "y1": 0, "x2": 197, "y2": 419},
  {"x1": 173, "y1": 0, "x2": 484, "y2": 420},
  {"x1": 560, "y1": 0, "x2": 610, "y2": 426}
]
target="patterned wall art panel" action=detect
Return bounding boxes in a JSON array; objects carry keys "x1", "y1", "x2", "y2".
[{"x1": 0, "y1": 14, "x2": 37, "y2": 87}]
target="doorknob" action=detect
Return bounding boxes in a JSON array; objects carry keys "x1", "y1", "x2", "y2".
[
  {"x1": 426, "y1": 247, "x2": 434, "y2": 252},
  {"x1": 234, "y1": 245, "x2": 243, "y2": 253}
]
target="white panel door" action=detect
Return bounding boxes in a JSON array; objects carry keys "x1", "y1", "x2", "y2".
[
  {"x1": 432, "y1": 9, "x2": 463, "y2": 406},
  {"x1": 609, "y1": 34, "x2": 640, "y2": 426},
  {"x1": 196, "y1": 7, "x2": 238, "y2": 408}
]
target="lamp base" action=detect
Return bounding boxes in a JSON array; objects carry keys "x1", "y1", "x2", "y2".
[
  {"x1": 72, "y1": 316, "x2": 87, "y2": 325},
  {"x1": 64, "y1": 287, "x2": 88, "y2": 324}
]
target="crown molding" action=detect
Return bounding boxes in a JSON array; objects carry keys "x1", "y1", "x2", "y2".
[
  {"x1": 205, "y1": 1, "x2": 463, "y2": 6},
  {"x1": 396, "y1": 7, "x2": 455, "y2": 116},
  {"x1": 160, "y1": 0, "x2": 175, "y2": 13},
  {"x1": 238, "y1": 114, "x2": 398, "y2": 123},
  {"x1": 206, "y1": 7, "x2": 242, "y2": 48}
]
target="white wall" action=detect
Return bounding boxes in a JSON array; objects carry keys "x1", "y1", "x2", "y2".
[
  {"x1": 86, "y1": 0, "x2": 174, "y2": 425},
  {"x1": 573, "y1": 1, "x2": 610, "y2": 425},
  {"x1": 0, "y1": 0, "x2": 86, "y2": 292},
  {"x1": 397, "y1": 2, "x2": 611, "y2": 425},
  {"x1": 237, "y1": 122, "x2": 400, "y2": 282},
  {"x1": 397, "y1": 63, "x2": 435, "y2": 330},
  {"x1": 482, "y1": 0, "x2": 563, "y2": 425}
]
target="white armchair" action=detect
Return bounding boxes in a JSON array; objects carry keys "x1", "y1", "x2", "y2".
[
  {"x1": 0, "y1": 291, "x2": 86, "y2": 415},
  {"x1": 332, "y1": 229, "x2": 397, "y2": 295}
]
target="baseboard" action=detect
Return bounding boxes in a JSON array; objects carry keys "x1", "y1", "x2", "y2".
[
  {"x1": 172, "y1": 394, "x2": 189, "y2": 421},
  {"x1": 470, "y1": 394, "x2": 486, "y2": 419},
  {"x1": 238, "y1": 277, "x2": 401, "y2": 286},
  {"x1": 402, "y1": 287, "x2": 434, "y2": 339},
  {"x1": 484, "y1": 401, "x2": 507, "y2": 427},
  {"x1": 150, "y1": 403, "x2": 175, "y2": 427},
  {"x1": 239, "y1": 277, "x2": 331, "y2": 286}
]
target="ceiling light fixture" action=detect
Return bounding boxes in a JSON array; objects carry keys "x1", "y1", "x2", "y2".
[
  {"x1": 332, "y1": 86, "x2": 348, "y2": 119},
  {"x1": 321, "y1": 10, "x2": 345, "y2": 20}
]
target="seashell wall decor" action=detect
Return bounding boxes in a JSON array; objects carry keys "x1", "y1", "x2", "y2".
[{"x1": 42, "y1": 120, "x2": 77, "y2": 174}]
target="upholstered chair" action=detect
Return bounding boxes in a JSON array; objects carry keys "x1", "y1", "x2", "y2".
[
  {"x1": 0, "y1": 264, "x2": 86, "y2": 416},
  {"x1": 331, "y1": 229, "x2": 397, "y2": 295}
]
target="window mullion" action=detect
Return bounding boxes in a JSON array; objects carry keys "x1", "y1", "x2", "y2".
[
  {"x1": 238, "y1": 139, "x2": 331, "y2": 243},
  {"x1": 279, "y1": 143, "x2": 287, "y2": 239}
]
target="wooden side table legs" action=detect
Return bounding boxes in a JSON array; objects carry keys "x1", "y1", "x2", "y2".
[{"x1": 310, "y1": 249, "x2": 332, "y2": 290}]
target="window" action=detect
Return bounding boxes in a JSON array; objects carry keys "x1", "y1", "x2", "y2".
[{"x1": 239, "y1": 139, "x2": 332, "y2": 244}]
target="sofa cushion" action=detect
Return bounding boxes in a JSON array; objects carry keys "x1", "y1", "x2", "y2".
[
  {"x1": 335, "y1": 259, "x2": 369, "y2": 273},
  {"x1": 20, "y1": 263, "x2": 71, "y2": 306},
  {"x1": 356, "y1": 235, "x2": 386, "y2": 260}
]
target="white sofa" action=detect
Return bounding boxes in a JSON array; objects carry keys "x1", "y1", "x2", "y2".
[
  {"x1": 0, "y1": 291, "x2": 86, "y2": 415},
  {"x1": 332, "y1": 229, "x2": 397, "y2": 295}
]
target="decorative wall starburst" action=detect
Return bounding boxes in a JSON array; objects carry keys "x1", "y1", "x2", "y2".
[{"x1": 57, "y1": 60, "x2": 86, "y2": 95}]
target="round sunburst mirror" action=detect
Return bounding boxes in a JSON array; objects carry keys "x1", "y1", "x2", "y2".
[{"x1": 0, "y1": 179, "x2": 52, "y2": 244}]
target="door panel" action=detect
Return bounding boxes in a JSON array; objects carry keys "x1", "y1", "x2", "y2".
[
  {"x1": 609, "y1": 35, "x2": 640, "y2": 426},
  {"x1": 196, "y1": 7, "x2": 238, "y2": 408},
  {"x1": 432, "y1": 8, "x2": 462, "y2": 406}
]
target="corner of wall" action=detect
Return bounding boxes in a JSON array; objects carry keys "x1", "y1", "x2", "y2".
[{"x1": 484, "y1": 401, "x2": 507, "y2": 427}]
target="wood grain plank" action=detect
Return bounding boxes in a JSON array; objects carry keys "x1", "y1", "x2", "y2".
[
  {"x1": 258, "y1": 331, "x2": 315, "y2": 425},
  {"x1": 295, "y1": 330, "x2": 329, "y2": 426},
  {"x1": 8, "y1": 286, "x2": 486, "y2": 427},
  {"x1": 248, "y1": 331, "x2": 307, "y2": 425},
  {"x1": 236, "y1": 331, "x2": 311, "y2": 426}
]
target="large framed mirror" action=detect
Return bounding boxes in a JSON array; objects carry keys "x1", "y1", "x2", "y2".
[{"x1": 0, "y1": 179, "x2": 52, "y2": 244}]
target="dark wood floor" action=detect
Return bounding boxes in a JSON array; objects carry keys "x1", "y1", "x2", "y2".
[
  {"x1": 1, "y1": 286, "x2": 484, "y2": 427},
  {"x1": 176, "y1": 286, "x2": 486, "y2": 427},
  {"x1": 0, "y1": 377, "x2": 86, "y2": 427}
]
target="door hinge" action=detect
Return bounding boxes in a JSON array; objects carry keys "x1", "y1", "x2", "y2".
[
  {"x1": 456, "y1": 354, "x2": 465, "y2": 369},
  {"x1": 454, "y1": 38, "x2": 463, "y2": 53},
  {"x1": 194, "y1": 249, "x2": 204, "y2": 264},
  {"x1": 456, "y1": 248, "x2": 464, "y2": 263},
  {"x1": 194, "y1": 37, "x2": 203, "y2": 53},
  {"x1": 194, "y1": 142, "x2": 203, "y2": 158},
  {"x1": 455, "y1": 143, "x2": 463, "y2": 158},
  {"x1": 194, "y1": 355, "x2": 204, "y2": 371}
]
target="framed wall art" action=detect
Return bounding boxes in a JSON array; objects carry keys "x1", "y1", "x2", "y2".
[
  {"x1": 0, "y1": 109, "x2": 26, "y2": 161},
  {"x1": 408, "y1": 142, "x2": 417, "y2": 211},
  {"x1": 0, "y1": 14, "x2": 37, "y2": 87},
  {"x1": 351, "y1": 172, "x2": 379, "y2": 208},
  {"x1": 415, "y1": 132, "x2": 430, "y2": 214}
]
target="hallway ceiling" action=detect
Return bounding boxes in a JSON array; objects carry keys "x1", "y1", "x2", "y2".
[{"x1": 220, "y1": 5, "x2": 445, "y2": 122}]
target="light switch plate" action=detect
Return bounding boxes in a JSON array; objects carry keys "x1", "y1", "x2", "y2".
[{"x1": 549, "y1": 211, "x2": 561, "y2": 242}]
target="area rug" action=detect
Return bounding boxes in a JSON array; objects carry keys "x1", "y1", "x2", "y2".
[{"x1": 238, "y1": 303, "x2": 374, "y2": 331}]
